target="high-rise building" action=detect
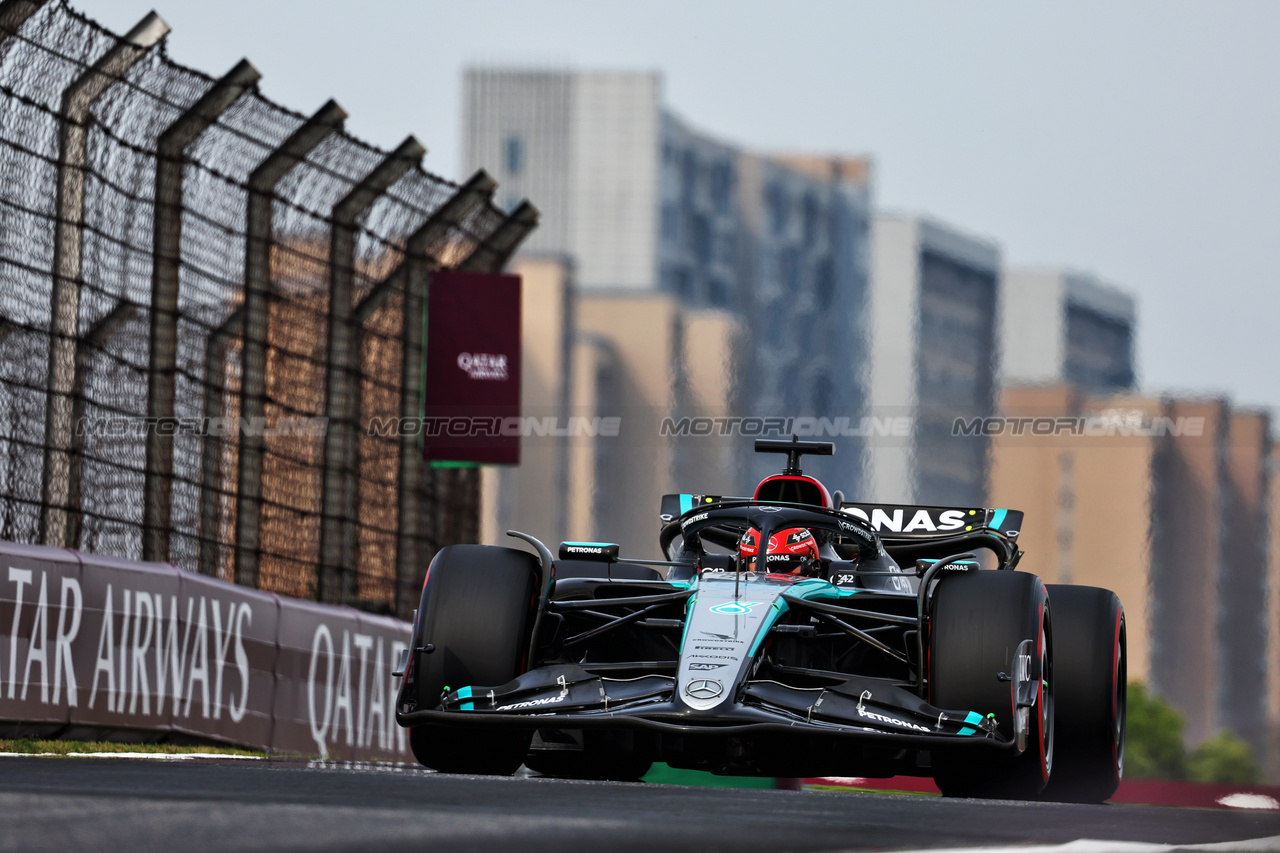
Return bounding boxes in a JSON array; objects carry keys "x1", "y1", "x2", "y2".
[
  {"x1": 991, "y1": 384, "x2": 1276, "y2": 768},
  {"x1": 868, "y1": 214, "x2": 1001, "y2": 506},
  {"x1": 1268, "y1": 442, "x2": 1280, "y2": 782},
  {"x1": 463, "y1": 67, "x2": 873, "y2": 504},
  {"x1": 990, "y1": 385, "x2": 1160, "y2": 686},
  {"x1": 1001, "y1": 268, "x2": 1136, "y2": 392}
]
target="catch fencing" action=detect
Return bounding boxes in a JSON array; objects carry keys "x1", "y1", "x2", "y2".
[{"x1": 0, "y1": 0, "x2": 536, "y2": 617}]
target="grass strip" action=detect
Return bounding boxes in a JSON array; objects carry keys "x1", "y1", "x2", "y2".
[{"x1": 0, "y1": 738, "x2": 267, "y2": 758}]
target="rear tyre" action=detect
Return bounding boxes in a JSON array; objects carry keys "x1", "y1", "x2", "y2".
[
  {"x1": 1038, "y1": 585, "x2": 1125, "y2": 803},
  {"x1": 929, "y1": 570, "x2": 1053, "y2": 800},
  {"x1": 408, "y1": 545, "x2": 538, "y2": 775}
]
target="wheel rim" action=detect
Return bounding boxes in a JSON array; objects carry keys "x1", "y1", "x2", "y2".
[{"x1": 1039, "y1": 623, "x2": 1054, "y2": 780}]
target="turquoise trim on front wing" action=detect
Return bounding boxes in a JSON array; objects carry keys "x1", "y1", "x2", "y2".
[
  {"x1": 457, "y1": 685, "x2": 474, "y2": 711},
  {"x1": 957, "y1": 709, "x2": 985, "y2": 735}
]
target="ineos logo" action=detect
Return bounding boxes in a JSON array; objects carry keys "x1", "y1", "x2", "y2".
[{"x1": 684, "y1": 679, "x2": 723, "y2": 700}]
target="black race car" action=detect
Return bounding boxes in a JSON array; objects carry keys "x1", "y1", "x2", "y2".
[{"x1": 395, "y1": 438, "x2": 1126, "y2": 801}]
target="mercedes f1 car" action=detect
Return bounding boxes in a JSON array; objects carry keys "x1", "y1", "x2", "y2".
[{"x1": 395, "y1": 438, "x2": 1126, "y2": 801}]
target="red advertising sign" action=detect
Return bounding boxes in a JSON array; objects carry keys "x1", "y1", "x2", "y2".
[{"x1": 423, "y1": 270, "x2": 521, "y2": 465}]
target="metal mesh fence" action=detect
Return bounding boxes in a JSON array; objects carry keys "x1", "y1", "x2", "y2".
[{"x1": 0, "y1": 0, "x2": 530, "y2": 615}]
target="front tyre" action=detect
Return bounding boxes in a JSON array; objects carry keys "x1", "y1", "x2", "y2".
[
  {"x1": 407, "y1": 544, "x2": 538, "y2": 775},
  {"x1": 929, "y1": 570, "x2": 1053, "y2": 800},
  {"x1": 1038, "y1": 585, "x2": 1125, "y2": 803}
]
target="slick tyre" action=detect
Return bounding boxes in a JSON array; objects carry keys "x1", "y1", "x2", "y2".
[
  {"x1": 929, "y1": 570, "x2": 1053, "y2": 800},
  {"x1": 1038, "y1": 585, "x2": 1125, "y2": 803},
  {"x1": 408, "y1": 545, "x2": 538, "y2": 775}
]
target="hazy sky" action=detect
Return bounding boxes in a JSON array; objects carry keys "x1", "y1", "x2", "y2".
[{"x1": 84, "y1": 0, "x2": 1280, "y2": 411}]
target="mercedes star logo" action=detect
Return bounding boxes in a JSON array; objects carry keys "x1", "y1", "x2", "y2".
[{"x1": 685, "y1": 679, "x2": 724, "y2": 700}]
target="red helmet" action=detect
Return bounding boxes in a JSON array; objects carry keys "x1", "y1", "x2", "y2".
[{"x1": 738, "y1": 527, "x2": 820, "y2": 574}]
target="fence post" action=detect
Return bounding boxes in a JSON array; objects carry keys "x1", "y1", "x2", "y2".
[
  {"x1": 457, "y1": 200, "x2": 540, "y2": 272},
  {"x1": 390, "y1": 177, "x2": 541, "y2": 618},
  {"x1": 318, "y1": 136, "x2": 424, "y2": 605},
  {"x1": 198, "y1": 307, "x2": 242, "y2": 578},
  {"x1": 0, "y1": 0, "x2": 46, "y2": 41},
  {"x1": 67, "y1": 300, "x2": 138, "y2": 547},
  {"x1": 143, "y1": 59, "x2": 260, "y2": 563},
  {"x1": 235, "y1": 99, "x2": 346, "y2": 589},
  {"x1": 343, "y1": 170, "x2": 496, "y2": 616},
  {"x1": 342, "y1": 171, "x2": 498, "y2": 618},
  {"x1": 40, "y1": 11, "x2": 169, "y2": 548}
]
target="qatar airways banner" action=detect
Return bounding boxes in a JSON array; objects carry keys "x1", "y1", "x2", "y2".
[
  {"x1": 423, "y1": 270, "x2": 521, "y2": 465},
  {"x1": 0, "y1": 542, "x2": 412, "y2": 762}
]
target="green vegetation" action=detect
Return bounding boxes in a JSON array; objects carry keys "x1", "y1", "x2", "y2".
[
  {"x1": 1188, "y1": 731, "x2": 1261, "y2": 784},
  {"x1": 1125, "y1": 681, "x2": 1187, "y2": 779},
  {"x1": 0, "y1": 738, "x2": 265, "y2": 758},
  {"x1": 1125, "y1": 682, "x2": 1261, "y2": 784}
]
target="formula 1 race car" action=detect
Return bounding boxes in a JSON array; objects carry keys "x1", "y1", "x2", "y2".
[{"x1": 395, "y1": 438, "x2": 1126, "y2": 802}]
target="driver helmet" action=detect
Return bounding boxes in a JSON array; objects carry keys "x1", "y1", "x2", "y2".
[{"x1": 738, "y1": 527, "x2": 820, "y2": 575}]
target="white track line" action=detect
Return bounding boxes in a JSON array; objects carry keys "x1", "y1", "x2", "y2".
[{"x1": 877, "y1": 836, "x2": 1280, "y2": 853}]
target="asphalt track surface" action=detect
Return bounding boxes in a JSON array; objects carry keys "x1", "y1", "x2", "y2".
[{"x1": 1, "y1": 757, "x2": 1278, "y2": 853}]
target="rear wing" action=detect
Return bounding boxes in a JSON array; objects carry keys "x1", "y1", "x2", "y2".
[
  {"x1": 660, "y1": 494, "x2": 1021, "y2": 542},
  {"x1": 838, "y1": 502, "x2": 1022, "y2": 541}
]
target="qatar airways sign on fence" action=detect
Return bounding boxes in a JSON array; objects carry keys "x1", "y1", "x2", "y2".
[{"x1": 0, "y1": 542, "x2": 411, "y2": 761}]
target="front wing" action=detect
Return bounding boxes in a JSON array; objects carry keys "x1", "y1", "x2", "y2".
[{"x1": 396, "y1": 663, "x2": 1013, "y2": 753}]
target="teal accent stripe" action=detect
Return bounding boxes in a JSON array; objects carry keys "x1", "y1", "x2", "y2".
[
  {"x1": 563, "y1": 541, "x2": 613, "y2": 547},
  {"x1": 678, "y1": 594, "x2": 696, "y2": 653},
  {"x1": 964, "y1": 710, "x2": 984, "y2": 725},
  {"x1": 458, "y1": 685, "x2": 474, "y2": 711},
  {"x1": 990, "y1": 508, "x2": 1008, "y2": 530},
  {"x1": 748, "y1": 599, "x2": 790, "y2": 657},
  {"x1": 679, "y1": 494, "x2": 694, "y2": 514},
  {"x1": 957, "y1": 726, "x2": 976, "y2": 736}
]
